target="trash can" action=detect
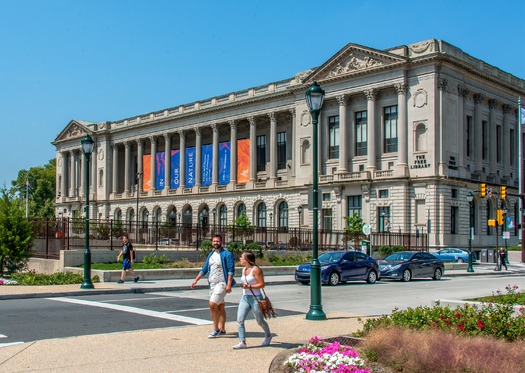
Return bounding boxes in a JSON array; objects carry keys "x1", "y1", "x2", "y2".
[
  {"x1": 487, "y1": 249, "x2": 496, "y2": 263},
  {"x1": 479, "y1": 249, "x2": 488, "y2": 263}
]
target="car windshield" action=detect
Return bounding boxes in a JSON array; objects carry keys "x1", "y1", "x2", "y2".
[
  {"x1": 384, "y1": 252, "x2": 414, "y2": 261},
  {"x1": 318, "y1": 252, "x2": 344, "y2": 263}
]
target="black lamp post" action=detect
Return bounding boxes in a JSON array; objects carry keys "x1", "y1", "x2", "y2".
[
  {"x1": 81, "y1": 135, "x2": 95, "y2": 289},
  {"x1": 298, "y1": 205, "x2": 303, "y2": 249},
  {"x1": 305, "y1": 81, "x2": 326, "y2": 321},
  {"x1": 466, "y1": 192, "x2": 474, "y2": 272},
  {"x1": 503, "y1": 205, "x2": 509, "y2": 264}
]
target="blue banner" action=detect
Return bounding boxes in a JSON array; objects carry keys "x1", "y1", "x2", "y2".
[
  {"x1": 201, "y1": 144, "x2": 213, "y2": 186},
  {"x1": 155, "y1": 152, "x2": 165, "y2": 190},
  {"x1": 185, "y1": 147, "x2": 196, "y2": 188},
  {"x1": 219, "y1": 141, "x2": 230, "y2": 185},
  {"x1": 170, "y1": 150, "x2": 180, "y2": 189}
]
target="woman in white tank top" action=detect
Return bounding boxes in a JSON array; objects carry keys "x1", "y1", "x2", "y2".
[{"x1": 232, "y1": 251, "x2": 272, "y2": 349}]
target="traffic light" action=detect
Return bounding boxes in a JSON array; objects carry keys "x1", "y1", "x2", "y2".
[
  {"x1": 500, "y1": 186, "x2": 507, "y2": 199},
  {"x1": 480, "y1": 183, "x2": 487, "y2": 198},
  {"x1": 497, "y1": 209, "x2": 504, "y2": 226}
]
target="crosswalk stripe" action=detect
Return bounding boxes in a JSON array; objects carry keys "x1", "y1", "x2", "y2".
[
  {"x1": 0, "y1": 334, "x2": 7, "y2": 338},
  {"x1": 48, "y1": 297, "x2": 212, "y2": 325},
  {"x1": 0, "y1": 342, "x2": 24, "y2": 348}
]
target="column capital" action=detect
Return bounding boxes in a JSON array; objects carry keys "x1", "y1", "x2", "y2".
[
  {"x1": 211, "y1": 123, "x2": 218, "y2": 132},
  {"x1": 394, "y1": 83, "x2": 407, "y2": 95},
  {"x1": 194, "y1": 127, "x2": 201, "y2": 136},
  {"x1": 488, "y1": 98, "x2": 498, "y2": 110},
  {"x1": 136, "y1": 138, "x2": 143, "y2": 147},
  {"x1": 229, "y1": 120, "x2": 236, "y2": 129},
  {"x1": 124, "y1": 141, "x2": 130, "y2": 149},
  {"x1": 473, "y1": 93, "x2": 485, "y2": 105},
  {"x1": 502, "y1": 104, "x2": 513, "y2": 114},
  {"x1": 336, "y1": 95, "x2": 348, "y2": 106},
  {"x1": 248, "y1": 116, "x2": 256, "y2": 126},
  {"x1": 289, "y1": 108, "x2": 296, "y2": 118},
  {"x1": 364, "y1": 89, "x2": 377, "y2": 101},
  {"x1": 437, "y1": 78, "x2": 448, "y2": 91},
  {"x1": 268, "y1": 112, "x2": 276, "y2": 122},
  {"x1": 164, "y1": 132, "x2": 172, "y2": 141},
  {"x1": 178, "y1": 130, "x2": 186, "y2": 140},
  {"x1": 457, "y1": 84, "x2": 470, "y2": 97}
]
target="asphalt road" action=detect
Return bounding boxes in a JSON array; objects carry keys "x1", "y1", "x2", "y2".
[{"x1": 2, "y1": 273, "x2": 524, "y2": 346}]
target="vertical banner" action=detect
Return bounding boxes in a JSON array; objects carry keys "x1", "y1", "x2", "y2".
[
  {"x1": 156, "y1": 152, "x2": 165, "y2": 190},
  {"x1": 170, "y1": 150, "x2": 180, "y2": 189},
  {"x1": 201, "y1": 144, "x2": 213, "y2": 186},
  {"x1": 237, "y1": 139, "x2": 250, "y2": 184},
  {"x1": 185, "y1": 147, "x2": 196, "y2": 188},
  {"x1": 219, "y1": 141, "x2": 231, "y2": 185},
  {"x1": 143, "y1": 154, "x2": 151, "y2": 191}
]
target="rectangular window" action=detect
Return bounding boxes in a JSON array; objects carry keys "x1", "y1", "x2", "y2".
[
  {"x1": 256, "y1": 135, "x2": 266, "y2": 172},
  {"x1": 451, "y1": 189, "x2": 458, "y2": 199},
  {"x1": 322, "y1": 193, "x2": 331, "y2": 201},
  {"x1": 378, "y1": 207, "x2": 390, "y2": 232},
  {"x1": 510, "y1": 129, "x2": 515, "y2": 166},
  {"x1": 379, "y1": 189, "x2": 389, "y2": 198},
  {"x1": 277, "y1": 131, "x2": 287, "y2": 170},
  {"x1": 347, "y1": 196, "x2": 362, "y2": 218},
  {"x1": 482, "y1": 120, "x2": 488, "y2": 160},
  {"x1": 466, "y1": 116, "x2": 472, "y2": 157},
  {"x1": 355, "y1": 111, "x2": 367, "y2": 156},
  {"x1": 383, "y1": 105, "x2": 398, "y2": 153},
  {"x1": 328, "y1": 116, "x2": 339, "y2": 159},
  {"x1": 322, "y1": 208, "x2": 333, "y2": 231},
  {"x1": 496, "y1": 125, "x2": 502, "y2": 163},
  {"x1": 450, "y1": 206, "x2": 458, "y2": 234}
]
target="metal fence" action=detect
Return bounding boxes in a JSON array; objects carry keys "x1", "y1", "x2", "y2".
[{"x1": 29, "y1": 218, "x2": 428, "y2": 259}]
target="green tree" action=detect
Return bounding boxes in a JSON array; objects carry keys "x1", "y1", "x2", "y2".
[
  {"x1": 11, "y1": 159, "x2": 56, "y2": 218},
  {"x1": 0, "y1": 187, "x2": 34, "y2": 275},
  {"x1": 342, "y1": 212, "x2": 364, "y2": 248},
  {"x1": 229, "y1": 212, "x2": 254, "y2": 243}
]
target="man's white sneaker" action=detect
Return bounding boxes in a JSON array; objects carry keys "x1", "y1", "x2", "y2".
[
  {"x1": 232, "y1": 342, "x2": 247, "y2": 349},
  {"x1": 208, "y1": 329, "x2": 220, "y2": 338}
]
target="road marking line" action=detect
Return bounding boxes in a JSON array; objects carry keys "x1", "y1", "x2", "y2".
[
  {"x1": 0, "y1": 334, "x2": 6, "y2": 338},
  {"x1": 0, "y1": 342, "x2": 24, "y2": 348},
  {"x1": 49, "y1": 297, "x2": 212, "y2": 325}
]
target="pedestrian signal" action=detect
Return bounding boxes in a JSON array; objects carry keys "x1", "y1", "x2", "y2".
[
  {"x1": 480, "y1": 183, "x2": 486, "y2": 197},
  {"x1": 500, "y1": 186, "x2": 507, "y2": 199}
]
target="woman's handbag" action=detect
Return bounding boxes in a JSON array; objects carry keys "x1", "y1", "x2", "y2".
[{"x1": 250, "y1": 287, "x2": 277, "y2": 319}]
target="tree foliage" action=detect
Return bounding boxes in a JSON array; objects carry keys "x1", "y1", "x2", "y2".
[
  {"x1": 229, "y1": 212, "x2": 255, "y2": 242},
  {"x1": 10, "y1": 159, "x2": 56, "y2": 218},
  {"x1": 0, "y1": 187, "x2": 34, "y2": 275},
  {"x1": 342, "y1": 212, "x2": 364, "y2": 247}
]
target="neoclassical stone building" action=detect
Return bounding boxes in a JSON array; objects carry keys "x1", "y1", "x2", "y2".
[{"x1": 53, "y1": 38, "x2": 525, "y2": 250}]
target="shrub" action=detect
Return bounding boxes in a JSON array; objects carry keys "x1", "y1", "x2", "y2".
[
  {"x1": 246, "y1": 242, "x2": 264, "y2": 258},
  {"x1": 142, "y1": 253, "x2": 171, "y2": 265},
  {"x1": 199, "y1": 240, "x2": 212, "y2": 258},
  {"x1": 10, "y1": 270, "x2": 100, "y2": 285}
]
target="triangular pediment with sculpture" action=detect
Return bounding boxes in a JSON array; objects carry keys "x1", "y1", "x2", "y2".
[
  {"x1": 303, "y1": 42, "x2": 407, "y2": 84},
  {"x1": 54, "y1": 120, "x2": 95, "y2": 143}
]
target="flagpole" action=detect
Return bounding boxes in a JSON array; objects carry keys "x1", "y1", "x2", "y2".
[{"x1": 519, "y1": 97, "x2": 524, "y2": 263}]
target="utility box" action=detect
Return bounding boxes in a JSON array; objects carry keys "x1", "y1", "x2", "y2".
[{"x1": 361, "y1": 240, "x2": 370, "y2": 255}]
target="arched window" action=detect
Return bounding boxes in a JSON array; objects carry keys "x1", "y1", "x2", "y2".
[
  {"x1": 257, "y1": 203, "x2": 267, "y2": 227},
  {"x1": 114, "y1": 209, "x2": 122, "y2": 222},
  {"x1": 301, "y1": 139, "x2": 311, "y2": 165},
  {"x1": 278, "y1": 201, "x2": 288, "y2": 229},
  {"x1": 219, "y1": 205, "x2": 227, "y2": 227},
  {"x1": 415, "y1": 123, "x2": 427, "y2": 152},
  {"x1": 236, "y1": 203, "x2": 246, "y2": 219},
  {"x1": 98, "y1": 169, "x2": 103, "y2": 187}
]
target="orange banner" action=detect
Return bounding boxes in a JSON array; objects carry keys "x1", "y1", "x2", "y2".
[
  {"x1": 237, "y1": 139, "x2": 250, "y2": 184},
  {"x1": 143, "y1": 155, "x2": 151, "y2": 191}
]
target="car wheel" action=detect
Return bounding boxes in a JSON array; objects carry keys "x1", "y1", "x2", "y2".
[
  {"x1": 457, "y1": 258, "x2": 464, "y2": 263},
  {"x1": 432, "y1": 268, "x2": 443, "y2": 280},
  {"x1": 328, "y1": 271, "x2": 340, "y2": 286},
  {"x1": 401, "y1": 269, "x2": 412, "y2": 282},
  {"x1": 366, "y1": 270, "x2": 378, "y2": 284}
]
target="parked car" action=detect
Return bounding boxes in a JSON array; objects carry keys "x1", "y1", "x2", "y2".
[
  {"x1": 432, "y1": 248, "x2": 475, "y2": 263},
  {"x1": 157, "y1": 238, "x2": 179, "y2": 246},
  {"x1": 295, "y1": 251, "x2": 379, "y2": 286},
  {"x1": 379, "y1": 251, "x2": 444, "y2": 282}
]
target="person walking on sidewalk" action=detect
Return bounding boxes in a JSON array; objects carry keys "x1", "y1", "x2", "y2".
[
  {"x1": 233, "y1": 251, "x2": 272, "y2": 349},
  {"x1": 499, "y1": 247, "x2": 508, "y2": 271},
  {"x1": 191, "y1": 234, "x2": 235, "y2": 338},
  {"x1": 116, "y1": 234, "x2": 139, "y2": 283}
]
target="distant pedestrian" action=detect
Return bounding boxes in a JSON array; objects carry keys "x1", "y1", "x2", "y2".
[
  {"x1": 191, "y1": 234, "x2": 235, "y2": 338},
  {"x1": 499, "y1": 248, "x2": 508, "y2": 271},
  {"x1": 116, "y1": 234, "x2": 139, "y2": 283},
  {"x1": 233, "y1": 251, "x2": 272, "y2": 349}
]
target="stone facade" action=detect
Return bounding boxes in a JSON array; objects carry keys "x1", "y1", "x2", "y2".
[{"x1": 52, "y1": 39, "x2": 525, "y2": 250}]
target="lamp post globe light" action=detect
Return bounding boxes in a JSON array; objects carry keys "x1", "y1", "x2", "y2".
[
  {"x1": 305, "y1": 81, "x2": 327, "y2": 321},
  {"x1": 81, "y1": 135, "x2": 95, "y2": 289},
  {"x1": 466, "y1": 191, "x2": 474, "y2": 273}
]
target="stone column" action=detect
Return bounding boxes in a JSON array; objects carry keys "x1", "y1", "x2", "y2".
[
  {"x1": 290, "y1": 109, "x2": 297, "y2": 177},
  {"x1": 502, "y1": 104, "x2": 512, "y2": 177},
  {"x1": 457, "y1": 84, "x2": 470, "y2": 172},
  {"x1": 488, "y1": 99, "x2": 498, "y2": 176},
  {"x1": 211, "y1": 124, "x2": 219, "y2": 186},
  {"x1": 249, "y1": 116, "x2": 256, "y2": 182},
  {"x1": 269, "y1": 112, "x2": 277, "y2": 181},
  {"x1": 395, "y1": 83, "x2": 408, "y2": 176},
  {"x1": 229, "y1": 120, "x2": 237, "y2": 185},
  {"x1": 80, "y1": 149, "x2": 86, "y2": 197},
  {"x1": 337, "y1": 95, "x2": 348, "y2": 173},
  {"x1": 364, "y1": 89, "x2": 377, "y2": 172},
  {"x1": 124, "y1": 141, "x2": 131, "y2": 193},
  {"x1": 61, "y1": 152, "x2": 67, "y2": 198},
  {"x1": 137, "y1": 139, "x2": 143, "y2": 193},
  {"x1": 436, "y1": 79, "x2": 447, "y2": 175},
  {"x1": 473, "y1": 93, "x2": 484, "y2": 173},
  {"x1": 179, "y1": 130, "x2": 186, "y2": 189},
  {"x1": 194, "y1": 127, "x2": 202, "y2": 187},
  {"x1": 164, "y1": 133, "x2": 171, "y2": 190},
  {"x1": 112, "y1": 143, "x2": 118, "y2": 194},
  {"x1": 150, "y1": 136, "x2": 157, "y2": 191},
  {"x1": 72, "y1": 151, "x2": 78, "y2": 197},
  {"x1": 91, "y1": 145, "x2": 97, "y2": 196}
]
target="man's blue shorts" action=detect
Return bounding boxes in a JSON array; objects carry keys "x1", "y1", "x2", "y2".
[{"x1": 122, "y1": 259, "x2": 132, "y2": 270}]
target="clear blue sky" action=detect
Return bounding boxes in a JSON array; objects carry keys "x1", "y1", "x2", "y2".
[{"x1": 1, "y1": 0, "x2": 524, "y2": 186}]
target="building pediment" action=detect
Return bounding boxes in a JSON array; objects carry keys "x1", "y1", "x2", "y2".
[
  {"x1": 304, "y1": 42, "x2": 407, "y2": 84},
  {"x1": 54, "y1": 120, "x2": 94, "y2": 143}
]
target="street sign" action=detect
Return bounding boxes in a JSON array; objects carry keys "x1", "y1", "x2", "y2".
[
  {"x1": 362, "y1": 224, "x2": 371, "y2": 236},
  {"x1": 503, "y1": 231, "x2": 510, "y2": 240}
]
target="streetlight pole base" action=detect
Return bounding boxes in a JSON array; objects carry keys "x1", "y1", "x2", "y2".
[
  {"x1": 306, "y1": 308, "x2": 327, "y2": 321},
  {"x1": 81, "y1": 281, "x2": 94, "y2": 289}
]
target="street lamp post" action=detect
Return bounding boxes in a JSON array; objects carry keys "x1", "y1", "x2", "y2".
[
  {"x1": 305, "y1": 81, "x2": 327, "y2": 321},
  {"x1": 466, "y1": 192, "x2": 475, "y2": 273},
  {"x1": 136, "y1": 172, "x2": 142, "y2": 239},
  {"x1": 81, "y1": 135, "x2": 95, "y2": 289},
  {"x1": 503, "y1": 205, "x2": 509, "y2": 264},
  {"x1": 298, "y1": 205, "x2": 303, "y2": 249}
]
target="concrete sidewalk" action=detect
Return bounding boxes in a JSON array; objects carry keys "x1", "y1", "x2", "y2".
[{"x1": 1, "y1": 263, "x2": 524, "y2": 373}]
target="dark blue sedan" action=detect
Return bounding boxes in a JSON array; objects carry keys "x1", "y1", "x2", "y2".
[
  {"x1": 295, "y1": 251, "x2": 379, "y2": 286},
  {"x1": 379, "y1": 251, "x2": 444, "y2": 282}
]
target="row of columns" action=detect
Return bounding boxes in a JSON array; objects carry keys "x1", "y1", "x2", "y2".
[{"x1": 60, "y1": 148, "x2": 97, "y2": 199}]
